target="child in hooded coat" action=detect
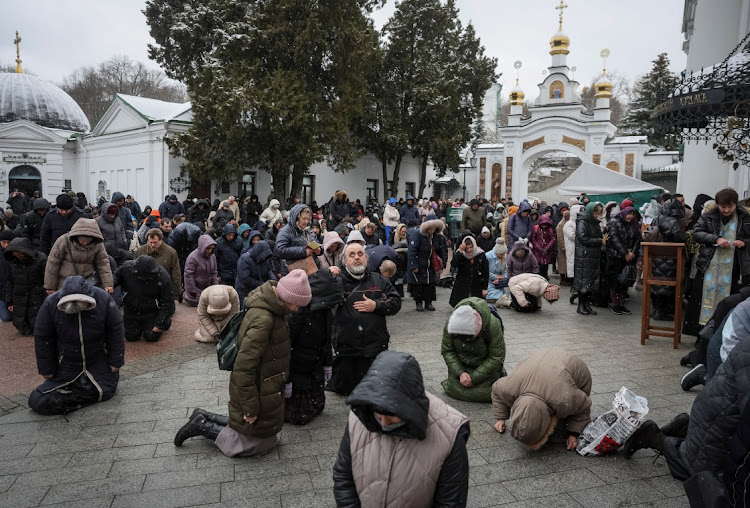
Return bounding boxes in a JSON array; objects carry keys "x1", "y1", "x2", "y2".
[
  {"x1": 449, "y1": 236, "x2": 489, "y2": 307},
  {"x1": 485, "y1": 238, "x2": 509, "y2": 302},
  {"x1": 531, "y1": 215, "x2": 557, "y2": 280}
]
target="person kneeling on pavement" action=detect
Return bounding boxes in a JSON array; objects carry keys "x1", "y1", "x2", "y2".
[
  {"x1": 491, "y1": 348, "x2": 592, "y2": 450},
  {"x1": 441, "y1": 298, "x2": 506, "y2": 402},
  {"x1": 333, "y1": 351, "x2": 471, "y2": 507},
  {"x1": 195, "y1": 284, "x2": 239, "y2": 343},
  {"x1": 116, "y1": 256, "x2": 175, "y2": 342},
  {"x1": 285, "y1": 267, "x2": 343, "y2": 425},
  {"x1": 28, "y1": 276, "x2": 125, "y2": 415},
  {"x1": 508, "y1": 273, "x2": 559, "y2": 313},
  {"x1": 622, "y1": 337, "x2": 750, "y2": 507},
  {"x1": 174, "y1": 270, "x2": 312, "y2": 457}
]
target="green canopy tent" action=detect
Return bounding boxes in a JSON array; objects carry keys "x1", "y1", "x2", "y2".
[{"x1": 557, "y1": 162, "x2": 664, "y2": 209}]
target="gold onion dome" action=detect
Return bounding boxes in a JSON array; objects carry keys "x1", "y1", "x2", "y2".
[
  {"x1": 549, "y1": 30, "x2": 570, "y2": 55},
  {"x1": 594, "y1": 71, "x2": 613, "y2": 98},
  {"x1": 509, "y1": 80, "x2": 525, "y2": 106}
]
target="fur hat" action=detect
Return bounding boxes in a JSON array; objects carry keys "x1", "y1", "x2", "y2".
[
  {"x1": 276, "y1": 270, "x2": 312, "y2": 307},
  {"x1": 447, "y1": 305, "x2": 482, "y2": 337},
  {"x1": 56, "y1": 194, "x2": 75, "y2": 210},
  {"x1": 543, "y1": 284, "x2": 560, "y2": 303},
  {"x1": 0, "y1": 229, "x2": 16, "y2": 242},
  {"x1": 494, "y1": 237, "x2": 507, "y2": 256}
]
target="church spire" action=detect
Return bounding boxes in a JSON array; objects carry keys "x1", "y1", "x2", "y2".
[
  {"x1": 13, "y1": 31, "x2": 22, "y2": 73},
  {"x1": 556, "y1": 0, "x2": 568, "y2": 30}
]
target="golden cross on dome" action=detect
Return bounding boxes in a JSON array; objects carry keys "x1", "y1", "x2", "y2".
[
  {"x1": 555, "y1": 0, "x2": 569, "y2": 30},
  {"x1": 13, "y1": 31, "x2": 22, "y2": 73}
]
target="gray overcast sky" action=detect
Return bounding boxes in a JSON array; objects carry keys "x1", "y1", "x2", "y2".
[{"x1": 1, "y1": 0, "x2": 687, "y2": 94}]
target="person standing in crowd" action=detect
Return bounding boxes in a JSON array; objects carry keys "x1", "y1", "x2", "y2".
[
  {"x1": 215, "y1": 224, "x2": 242, "y2": 286},
  {"x1": 174, "y1": 270, "x2": 311, "y2": 457},
  {"x1": 28, "y1": 276, "x2": 125, "y2": 415},
  {"x1": 449, "y1": 236, "x2": 489, "y2": 307},
  {"x1": 507, "y1": 239, "x2": 539, "y2": 278},
  {"x1": 275, "y1": 204, "x2": 320, "y2": 275},
  {"x1": 183, "y1": 234, "x2": 220, "y2": 306},
  {"x1": 212, "y1": 201, "x2": 235, "y2": 233},
  {"x1": 486, "y1": 238, "x2": 509, "y2": 303},
  {"x1": 333, "y1": 351, "x2": 470, "y2": 507},
  {"x1": 693, "y1": 188, "x2": 750, "y2": 328},
  {"x1": 260, "y1": 198, "x2": 283, "y2": 225},
  {"x1": 492, "y1": 348, "x2": 592, "y2": 450},
  {"x1": 195, "y1": 284, "x2": 239, "y2": 343},
  {"x1": 235, "y1": 239, "x2": 276, "y2": 304},
  {"x1": 383, "y1": 198, "x2": 400, "y2": 241},
  {"x1": 134, "y1": 228, "x2": 182, "y2": 300},
  {"x1": 564, "y1": 205, "x2": 582, "y2": 288},
  {"x1": 441, "y1": 298, "x2": 505, "y2": 402},
  {"x1": 531, "y1": 214, "x2": 556, "y2": 280},
  {"x1": 605, "y1": 206, "x2": 640, "y2": 315},
  {"x1": 17, "y1": 197, "x2": 50, "y2": 249},
  {"x1": 96, "y1": 201, "x2": 131, "y2": 267},
  {"x1": 44, "y1": 218, "x2": 113, "y2": 294},
  {"x1": 6, "y1": 189, "x2": 27, "y2": 216},
  {"x1": 116, "y1": 256, "x2": 175, "y2": 342},
  {"x1": 188, "y1": 199, "x2": 211, "y2": 229},
  {"x1": 124, "y1": 195, "x2": 141, "y2": 222},
  {"x1": 285, "y1": 268, "x2": 342, "y2": 425},
  {"x1": 3, "y1": 237, "x2": 47, "y2": 336},
  {"x1": 556, "y1": 210, "x2": 570, "y2": 285},
  {"x1": 0, "y1": 230, "x2": 13, "y2": 323},
  {"x1": 407, "y1": 214, "x2": 448, "y2": 312},
  {"x1": 39, "y1": 194, "x2": 85, "y2": 255},
  {"x1": 227, "y1": 196, "x2": 240, "y2": 222},
  {"x1": 159, "y1": 194, "x2": 184, "y2": 220},
  {"x1": 318, "y1": 231, "x2": 345, "y2": 270},
  {"x1": 327, "y1": 243, "x2": 402, "y2": 395},
  {"x1": 400, "y1": 195, "x2": 420, "y2": 228},
  {"x1": 245, "y1": 195, "x2": 263, "y2": 225},
  {"x1": 460, "y1": 199, "x2": 488, "y2": 237},
  {"x1": 574, "y1": 202, "x2": 605, "y2": 316},
  {"x1": 390, "y1": 223, "x2": 408, "y2": 246},
  {"x1": 110, "y1": 192, "x2": 135, "y2": 243},
  {"x1": 508, "y1": 201, "x2": 533, "y2": 245}
]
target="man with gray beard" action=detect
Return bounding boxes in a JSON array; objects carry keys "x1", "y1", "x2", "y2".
[{"x1": 327, "y1": 243, "x2": 401, "y2": 395}]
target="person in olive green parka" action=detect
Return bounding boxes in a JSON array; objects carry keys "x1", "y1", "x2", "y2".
[{"x1": 441, "y1": 297, "x2": 506, "y2": 402}]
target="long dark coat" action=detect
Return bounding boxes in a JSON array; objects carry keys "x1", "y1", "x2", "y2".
[
  {"x1": 449, "y1": 239, "x2": 489, "y2": 307},
  {"x1": 605, "y1": 207, "x2": 640, "y2": 286},
  {"x1": 651, "y1": 200, "x2": 687, "y2": 297},
  {"x1": 693, "y1": 205, "x2": 750, "y2": 276},
  {"x1": 573, "y1": 203, "x2": 604, "y2": 293},
  {"x1": 406, "y1": 217, "x2": 448, "y2": 285},
  {"x1": 4, "y1": 237, "x2": 47, "y2": 333}
]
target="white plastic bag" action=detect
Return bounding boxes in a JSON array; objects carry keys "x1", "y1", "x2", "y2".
[{"x1": 576, "y1": 387, "x2": 649, "y2": 456}]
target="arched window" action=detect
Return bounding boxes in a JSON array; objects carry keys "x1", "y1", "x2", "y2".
[
  {"x1": 606, "y1": 161, "x2": 621, "y2": 172},
  {"x1": 97, "y1": 180, "x2": 108, "y2": 198},
  {"x1": 8, "y1": 165, "x2": 42, "y2": 197},
  {"x1": 549, "y1": 80, "x2": 565, "y2": 99}
]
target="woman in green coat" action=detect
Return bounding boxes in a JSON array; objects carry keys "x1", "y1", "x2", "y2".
[
  {"x1": 441, "y1": 297, "x2": 506, "y2": 402},
  {"x1": 174, "y1": 270, "x2": 312, "y2": 456}
]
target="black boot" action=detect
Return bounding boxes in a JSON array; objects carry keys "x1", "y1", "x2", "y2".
[
  {"x1": 622, "y1": 420, "x2": 665, "y2": 458},
  {"x1": 577, "y1": 296, "x2": 590, "y2": 315},
  {"x1": 415, "y1": 301, "x2": 424, "y2": 312},
  {"x1": 681, "y1": 364, "x2": 707, "y2": 391},
  {"x1": 680, "y1": 354, "x2": 692, "y2": 367},
  {"x1": 424, "y1": 302, "x2": 435, "y2": 311},
  {"x1": 570, "y1": 292, "x2": 578, "y2": 305},
  {"x1": 174, "y1": 414, "x2": 224, "y2": 446},
  {"x1": 191, "y1": 408, "x2": 229, "y2": 426},
  {"x1": 583, "y1": 293, "x2": 597, "y2": 316},
  {"x1": 661, "y1": 413, "x2": 690, "y2": 439}
]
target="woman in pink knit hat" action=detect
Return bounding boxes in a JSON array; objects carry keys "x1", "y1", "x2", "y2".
[{"x1": 174, "y1": 269, "x2": 311, "y2": 457}]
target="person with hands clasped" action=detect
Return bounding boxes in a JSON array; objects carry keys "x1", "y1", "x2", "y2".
[
  {"x1": 174, "y1": 270, "x2": 312, "y2": 456},
  {"x1": 574, "y1": 202, "x2": 606, "y2": 316}
]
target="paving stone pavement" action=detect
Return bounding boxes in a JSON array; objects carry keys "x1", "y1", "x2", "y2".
[{"x1": 0, "y1": 282, "x2": 696, "y2": 507}]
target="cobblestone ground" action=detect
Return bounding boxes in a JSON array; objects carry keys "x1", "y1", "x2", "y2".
[{"x1": 0, "y1": 282, "x2": 695, "y2": 507}]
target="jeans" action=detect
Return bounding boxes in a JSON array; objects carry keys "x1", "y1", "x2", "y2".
[{"x1": 0, "y1": 300, "x2": 12, "y2": 322}]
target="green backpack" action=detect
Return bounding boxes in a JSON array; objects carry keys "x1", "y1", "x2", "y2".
[{"x1": 216, "y1": 309, "x2": 247, "y2": 371}]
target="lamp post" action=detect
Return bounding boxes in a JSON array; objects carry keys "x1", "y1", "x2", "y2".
[{"x1": 463, "y1": 156, "x2": 477, "y2": 202}]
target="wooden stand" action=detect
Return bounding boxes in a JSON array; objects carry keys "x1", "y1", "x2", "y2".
[{"x1": 640, "y1": 242, "x2": 686, "y2": 349}]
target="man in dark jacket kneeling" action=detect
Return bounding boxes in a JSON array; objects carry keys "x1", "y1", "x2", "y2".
[
  {"x1": 116, "y1": 256, "x2": 175, "y2": 342},
  {"x1": 333, "y1": 351, "x2": 471, "y2": 507},
  {"x1": 29, "y1": 276, "x2": 125, "y2": 415}
]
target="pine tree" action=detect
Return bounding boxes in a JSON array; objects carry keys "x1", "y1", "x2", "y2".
[
  {"x1": 144, "y1": 0, "x2": 382, "y2": 205},
  {"x1": 621, "y1": 53, "x2": 678, "y2": 149}
]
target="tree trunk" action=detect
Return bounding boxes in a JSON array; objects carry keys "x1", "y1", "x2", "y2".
[
  {"x1": 381, "y1": 159, "x2": 389, "y2": 203},
  {"x1": 271, "y1": 170, "x2": 287, "y2": 209},
  {"x1": 392, "y1": 154, "x2": 403, "y2": 198},
  {"x1": 288, "y1": 164, "x2": 306, "y2": 209},
  {"x1": 418, "y1": 156, "x2": 428, "y2": 199}
]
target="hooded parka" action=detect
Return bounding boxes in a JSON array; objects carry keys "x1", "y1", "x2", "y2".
[
  {"x1": 158, "y1": 194, "x2": 184, "y2": 219},
  {"x1": 39, "y1": 206, "x2": 85, "y2": 255},
  {"x1": 235, "y1": 240, "x2": 276, "y2": 303},
  {"x1": 317, "y1": 231, "x2": 344, "y2": 269},
  {"x1": 188, "y1": 199, "x2": 211, "y2": 227},
  {"x1": 507, "y1": 239, "x2": 539, "y2": 278},
  {"x1": 44, "y1": 218, "x2": 113, "y2": 291},
  {"x1": 260, "y1": 199, "x2": 283, "y2": 225},
  {"x1": 228, "y1": 281, "x2": 291, "y2": 438},
  {"x1": 18, "y1": 198, "x2": 50, "y2": 248},
  {"x1": 96, "y1": 202, "x2": 131, "y2": 265},
  {"x1": 275, "y1": 204, "x2": 318, "y2": 275},
  {"x1": 333, "y1": 351, "x2": 471, "y2": 508},
  {"x1": 406, "y1": 215, "x2": 448, "y2": 286},
  {"x1": 399, "y1": 196, "x2": 420, "y2": 228},
  {"x1": 508, "y1": 201, "x2": 533, "y2": 245},
  {"x1": 4, "y1": 237, "x2": 47, "y2": 334},
  {"x1": 183, "y1": 234, "x2": 219, "y2": 306},
  {"x1": 441, "y1": 298, "x2": 505, "y2": 402},
  {"x1": 531, "y1": 215, "x2": 556, "y2": 265},
  {"x1": 215, "y1": 224, "x2": 243, "y2": 283},
  {"x1": 573, "y1": 203, "x2": 604, "y2": 293},
  {"x1": 195, "y1": 284, "x2": 240, "y2": 343}
]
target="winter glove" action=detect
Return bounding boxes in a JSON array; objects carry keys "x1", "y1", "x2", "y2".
[
  {"x1": 323, "y1": 366, "x2": 332, "y2": 383},
  {"x1": 284, "y1": 383, "x2": 293, "y2": 399}
]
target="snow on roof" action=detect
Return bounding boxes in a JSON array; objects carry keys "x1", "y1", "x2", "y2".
[
  {"x1": 116, "y1": 94, "x2": 191, "y2": 122},
  {"x1": 606, "y1": 136, "x2": 649, "y2": 144},
  {"x1": 645, "y1": 150, "x2": 680, "y2": 155}
]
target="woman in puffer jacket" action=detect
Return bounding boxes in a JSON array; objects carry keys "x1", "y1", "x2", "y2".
[
  {"x1": 531, "y1": 215, "x2": 556, "y2": 280},
  {"x1": 195, "y1": 285, "x2": 239, "y2": 343},
  {"x1": 183, "y1": 235, "x2": 219, "y2": 306},
  {"x1": 605, "y1": 206, "x2": 640, "y2": 315},
  {"x1": 235, "y1": 239, "x2": 276, "y2": 304},
  {"x1": 274, "y1": 204, "x2": 320, "y2": 275},
  {"x1": 574, "y1": 202, "x2": 605, "y2": 316},
  {"x1": 564, "y1": 205, "x2": 582, "y2": 283},
  {"x1": 441, "y1": 298, "x2": 505, "y2": 402},
  {"x1": 317, "y1": 231, "x2": 344, "y2": 269},
  {"x1": 486, "y1": 238, "x2": 509, "y2": 302},
  {"x1": 507, "y1": 239, "x2": 539, "y2": 279}
]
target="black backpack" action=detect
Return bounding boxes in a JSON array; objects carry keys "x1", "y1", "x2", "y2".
[{"x1": 216, "y1": 309, "x2": 247, "y2": 370}]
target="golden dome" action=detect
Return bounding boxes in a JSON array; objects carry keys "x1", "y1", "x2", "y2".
[
  {"x1": 509, "y1": 79, "x2": 525, "y2": 106},
  {"x1": 549, "y1": 30, "x2": 570, "y2": 55},
  {"x1": 594, "y1": 71, "x2": 613, "y2": 98}
]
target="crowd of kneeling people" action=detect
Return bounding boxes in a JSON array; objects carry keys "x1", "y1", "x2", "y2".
[{"x1": 1, "y1": 187, "x2": 749, "y2": 507}]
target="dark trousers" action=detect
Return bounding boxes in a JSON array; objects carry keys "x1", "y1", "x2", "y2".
[
  {"x1": 411, "y1": 283, "x2": 436, "y2": 304},
  {"x1": 539, "y1": 264, "x2": 549, "y2": 280},
  {"x1": 220, "y1": 277, "x2": 235, "y2": 286},
  {"x1": 28, "y1": 374, "x2": 115, "y2": 416},
  {"x1": 326, "y1": 356, "x2": 376, "y2": 395},
  {"x1": 663, "y1": 436, "x2": 691, "y2": 481},
  {"x1": 124, "y1": 311, "x2": 172, "y2": 342},
  {"x1": 510, "y1": 293, "x2": 539, "y2": 313}
]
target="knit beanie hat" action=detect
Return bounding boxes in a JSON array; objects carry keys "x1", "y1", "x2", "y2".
[
  {"x1": 447, "y1": 305, "x2": 482, "y2": 337},
  {"x1": 0, "y1": 229, "x2": 15, "y2": 241},
  {"x1": 494, "y1": 237, "x2": 507, "y2": 256},
  {"x1": 56, "y1": 194, "x2": 74, "y2": 210},
  {"x1": 346, "y1": 230, "x2": 366, "y2": 246},
  {"x1": 276, "y1": 269, "x2": 312, "y2": 307},
  {"x1": 543, "y1": 284, "x2": 560, "y2": 303},
  {"x1": 567, "y1": 197, "x2": 580, "y2": 207}
]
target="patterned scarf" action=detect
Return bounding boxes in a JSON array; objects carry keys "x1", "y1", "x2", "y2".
[{"x1": 700, "y1": 213, "x2": 737, "y2": 325}]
